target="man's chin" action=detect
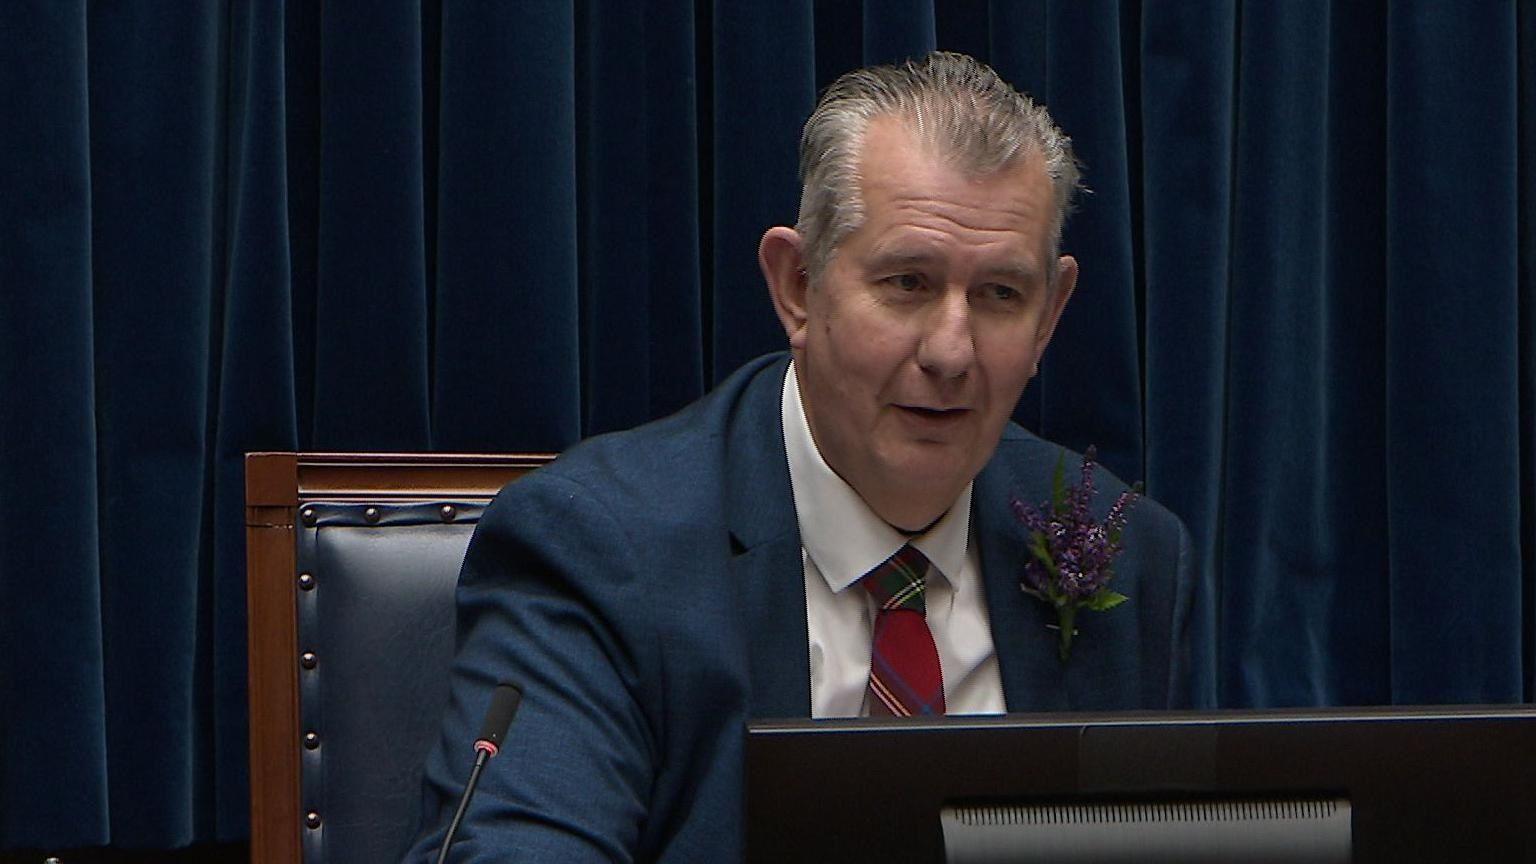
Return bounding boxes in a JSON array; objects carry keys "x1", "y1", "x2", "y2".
[{"x1": 875, "y1": 456, "x2": 977, "y2": 510}]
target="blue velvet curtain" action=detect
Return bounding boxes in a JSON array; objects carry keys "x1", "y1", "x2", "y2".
[{"x1": 1, "y1": 0, "x2": 1531, "y2": 853}]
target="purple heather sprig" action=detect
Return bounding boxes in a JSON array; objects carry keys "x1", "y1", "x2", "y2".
[{"x1": 1009, "y1": 446, "x2": 1141, "y2": 661}]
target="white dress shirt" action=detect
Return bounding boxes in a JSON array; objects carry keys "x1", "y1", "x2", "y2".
[{"x1": 782, "y1": 362, "x2": 1006, "y2": 717}]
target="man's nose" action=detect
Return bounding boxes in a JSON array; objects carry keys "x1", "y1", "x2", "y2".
[{"x1": 916, "y1": 288, "x2": 977, "y2": 378}]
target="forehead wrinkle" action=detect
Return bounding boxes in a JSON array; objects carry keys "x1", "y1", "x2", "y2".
[
  {"x1": 871, "y1": 175, "x2": 1049, "y2": 234},
  {"x1": 865, "y1": 207, "x2": 1042, "y2": 266}
]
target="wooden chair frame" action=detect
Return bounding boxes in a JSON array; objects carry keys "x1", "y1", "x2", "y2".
[{"x1": 244, "y1": 452, "x2": 552, "y2": 864}]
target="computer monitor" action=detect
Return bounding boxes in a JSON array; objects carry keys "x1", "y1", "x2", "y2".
[{"x1": 745, "y1": 706, "x2": 1536, "y2": 863}]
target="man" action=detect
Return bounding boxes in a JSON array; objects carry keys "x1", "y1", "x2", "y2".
[{"x1": 405, "y1": 51, "x2": 1201, "y2": 862}]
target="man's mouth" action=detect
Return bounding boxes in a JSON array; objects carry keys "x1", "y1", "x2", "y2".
[{"x1": 897, "y1": 405, "x2": 970, "y2": 420}]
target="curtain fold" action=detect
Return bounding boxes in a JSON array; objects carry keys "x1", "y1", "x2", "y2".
[
  {"x1": 1222, "y1": 1, "x2": 1353, "y2": 707},
  {"x1": 575, "y1": 0, "x2": 704, "y2": 437},
  {"x1": 1031, "y1": 0, "x2": 1145, "y2": 482},
  {"x1": 0, "y1": 1, "x2": 109, "y2": 847},
  {"x1": 434, "y1": 1, "x2": 581, "y2": 452},
  {"x1": 86, "y1": 3, "x2": 226, "y2": 845},
  {"x1": 213, "y1": 0, "x2": 299, "y2": 835},
  {"x1": 708, "y1": 1, "x2": 816, "y2": 379},
  {"x1": 1139, "y1": 0, "x2": 1236, "y2": 706},
  {"x1": 1, "y1": 0, "x2": 1531, "y2": 851},
  {"x1": 312, "y1": 2, "x2": 431, "y2": 451},
  {"x1": 1520, "y1": 0, "x2": 1536, "y2": 703},
  {"x1": 1382, "y1": 1, "x2": 1523, "y2": 702}
]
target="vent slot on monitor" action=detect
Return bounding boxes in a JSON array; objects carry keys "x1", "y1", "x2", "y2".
[{"x1": 941, "y1": 796, "x2": 1351, "y2": 864}]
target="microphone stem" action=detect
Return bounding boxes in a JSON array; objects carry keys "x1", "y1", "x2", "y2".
[{"x1": 436, "y1": 748, "x2": 491, "y2": 864}]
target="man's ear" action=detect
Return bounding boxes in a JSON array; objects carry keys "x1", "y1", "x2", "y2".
[
  {"x1": 759, "y1": 227, "x2": 810, "y2": 349},
  {"x1": 1032, "y1": 254, "x2": 1079, "y2": 361}
]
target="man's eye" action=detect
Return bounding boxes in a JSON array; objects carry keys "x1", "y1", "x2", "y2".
[
  {"x1": 885, "y1": 273, "x2": 924, "y2": 292},
  {"x1": 987, "y1": 284, "x2": 1021, "y2": 302}
]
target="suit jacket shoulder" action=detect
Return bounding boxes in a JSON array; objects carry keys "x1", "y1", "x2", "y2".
[
  {"x1": 404, "y1": 353, "x2": 795, "y2": 864},
  {"x1": 515, "y1": 351, "x2": 793, "y2": 539}
]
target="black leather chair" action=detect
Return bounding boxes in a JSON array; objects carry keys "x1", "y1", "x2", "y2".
[{"x1": 245, "y1": 452, "x2": 552, "y2": 864}]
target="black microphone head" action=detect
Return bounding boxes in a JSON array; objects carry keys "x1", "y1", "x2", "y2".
[{"x1": 476, "y1": 683, "x2": 523, "y2": 752}]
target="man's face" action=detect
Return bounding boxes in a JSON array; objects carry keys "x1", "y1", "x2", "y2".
[{"x1": 768, "y1": 116, "x2": 1077, "y2": 530}]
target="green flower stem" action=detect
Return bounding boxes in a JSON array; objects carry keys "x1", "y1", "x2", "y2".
[{"x1": 1057, "y1": 604, "x2": 1077, "y2": 662}]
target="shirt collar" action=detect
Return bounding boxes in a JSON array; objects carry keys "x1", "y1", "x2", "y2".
[{"x1": 782, "y1": 361, "x2": 973, "y2": 594}]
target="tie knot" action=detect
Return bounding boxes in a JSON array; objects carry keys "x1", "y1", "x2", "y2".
[{"x1": 860, "y1": 544, "x2": 932, "y2": 613}]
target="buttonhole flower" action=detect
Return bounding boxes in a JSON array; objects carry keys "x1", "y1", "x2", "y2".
[{"x1": 1009, "y1": 446, "x2": 1140, "y2": 662}]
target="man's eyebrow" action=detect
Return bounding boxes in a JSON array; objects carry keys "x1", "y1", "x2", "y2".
[
  {"x1": 978, "y1": 261, "x2": 1043, "y2": 285},
  {"x1": 864, "y1": 247, "x2": 941, "y2": 273},
  {"x1": 865, "y1": 245, "x2": 1043, "y2": 285}
]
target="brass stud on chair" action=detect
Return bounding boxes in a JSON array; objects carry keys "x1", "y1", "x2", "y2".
[
  {"x1": 303, "y1": 731, "x2": 320, "y2": 750},
  {"x1": 364, "y1": 506, "x2": 381, "y2": 524},
  {"x1": 440, "y1": 504, "x2": 457, "y2": 522},
  {"x1": 301, "y1": 507, "x2": 316, "y2": 526},
  {"x1": 300, "y1": 651, "x2": 318, "y2": 670},
  {"x1": 305, "y1": 811, "x2": 321, "y2": 829},
  {"x1": 298, "y1": 573, "x2": 315, "y2": 591}
]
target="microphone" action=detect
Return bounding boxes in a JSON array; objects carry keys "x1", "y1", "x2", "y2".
[{"x1": 436, "y1": 683, "x2": 523, "y2": 864}]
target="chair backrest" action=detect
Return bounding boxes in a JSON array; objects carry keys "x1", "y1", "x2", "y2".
[{"x1": 245, "y1": 452, "x2": 553, "y2": 864}]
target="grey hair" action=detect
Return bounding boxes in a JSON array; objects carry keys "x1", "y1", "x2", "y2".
[{"x1": 795, "y1": 51, "x2": 1083, "y2": 281}]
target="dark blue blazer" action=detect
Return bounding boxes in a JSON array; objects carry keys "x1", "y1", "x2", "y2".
[{"x1": 404, "y1": 352, "x2": 1204, "y2": 863}]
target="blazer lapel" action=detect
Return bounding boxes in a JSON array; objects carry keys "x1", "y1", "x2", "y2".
[
  {"x1": 729, "y1": 531, "x2": 809, "y2": 718},
  {"x1": 975, "y1": 448, "x2": 1070, "y2": 713},
  {"x1": 722, "y1": 355, "x2": 810, "y2": 719}
]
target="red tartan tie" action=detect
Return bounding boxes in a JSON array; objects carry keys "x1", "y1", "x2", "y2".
[{"x1": 861, "y1": 544, "x2": 945, "y2": 716}]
